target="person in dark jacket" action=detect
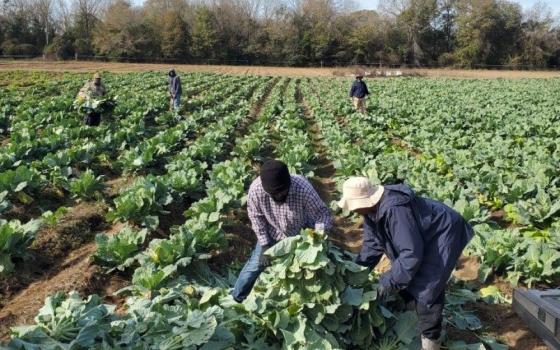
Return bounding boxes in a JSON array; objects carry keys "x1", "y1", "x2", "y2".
[
  {"x1": 168, "y1": 69, "x2": 182, "y2": 111},
  {"x1": 337, "y1": 177, "x2": 474, "y2": 350},
  {"x1": 349, "y1": 74, "x2": 369, "y2": 113}
]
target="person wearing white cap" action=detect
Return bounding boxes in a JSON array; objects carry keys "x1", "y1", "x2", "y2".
[{"x1": 338, "y1": 177, "x2": 474, "y2": 350}]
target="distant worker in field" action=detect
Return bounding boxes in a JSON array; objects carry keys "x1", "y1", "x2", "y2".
[
  {"x1": 168, "y1": 69, "x2": 182, "y2": 111},
  {"x1": 75, "y1": 72, "x2": 110, "y2": 126},
  {"x1": 337, "y1": 177, "x2": 474, "y2": 350},
  {"x1": 231, "y1": 159, "x2": 333, "y2": 302},
  {"x1": 349, "y1": 73, "x2": 369, "y2": 113}
]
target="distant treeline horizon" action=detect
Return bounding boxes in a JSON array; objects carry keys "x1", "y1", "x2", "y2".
[{"x1": 1, "y1": 0, "x2": 559, "y2": 68}]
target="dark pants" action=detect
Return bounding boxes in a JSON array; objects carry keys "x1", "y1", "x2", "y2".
[
  {"x1": 232, "y1": 243, "x2": 267, "y2": 301},
  {"x1": 84, "y1": 112, "x2": 101, "y2": 126},
  {"x1": 400, "y1": 290, "x2": 445, "y2": 340}
]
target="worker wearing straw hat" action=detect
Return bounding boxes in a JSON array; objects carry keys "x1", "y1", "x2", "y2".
[
  {"x1": 338, "y1": 177, "x2": 474, "y2": 350},
  {"x1": 76, "y1": 72, "x2": 108, "y2": 126}
]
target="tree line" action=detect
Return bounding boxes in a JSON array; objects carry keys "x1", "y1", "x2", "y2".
[{"x1": 1, "y1": 0, "x2": 559, "y2": 68}]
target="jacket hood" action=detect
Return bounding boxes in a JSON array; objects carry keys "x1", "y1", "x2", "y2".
[{"x1": 371, "y1": 184, "x2": 416, "y2": 222}]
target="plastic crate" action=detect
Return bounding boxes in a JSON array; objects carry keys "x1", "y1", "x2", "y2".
[{"x1": 513, "y1": 289, "x2": 560, "y2": 350}]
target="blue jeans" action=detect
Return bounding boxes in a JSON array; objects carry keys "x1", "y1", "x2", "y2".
[
  {"x1": 232, "y1": 243, "x2": 268, "y2": 301},
  {"x1": 172, "y1": 93, "x2": 181, "y2": 110}
]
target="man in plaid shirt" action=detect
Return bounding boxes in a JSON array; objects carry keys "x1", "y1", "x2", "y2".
[{"x1": 232, "y1": 159, "x2": 332, "y2": 302}]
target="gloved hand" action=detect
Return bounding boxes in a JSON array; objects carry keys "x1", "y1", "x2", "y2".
[
  {"x1": 258, "y1": 245, "x2": 271, "y2": 268},
  {"x1": 377, "y1": 283, "x2": 394, "y2": 301}
]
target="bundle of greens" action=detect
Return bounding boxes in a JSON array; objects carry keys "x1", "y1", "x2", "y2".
[
  {"x1": 243, "y1": 228, "x2": 417, "y2": 349},
  {"x1": 73, "y1": 96, "x2": 115, "y2": 115},
  {"x1": 8, "y1": 229, "x2": 505, "y2": 350}
]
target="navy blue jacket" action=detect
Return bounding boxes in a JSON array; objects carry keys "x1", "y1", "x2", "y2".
[
  {"x1": 168, "y1": 76, "x2": 182, "y2": 96},
  {"x1": 357, "y1": 184, "x2": 473, "y2": 306},
  {"x1": 349, "y1": 80, "x2": 369, "y2": 98}
]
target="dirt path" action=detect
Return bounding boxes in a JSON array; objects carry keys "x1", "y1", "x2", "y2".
[
  {"x1": 0, "y1": 222, "x2": 129, "y2": 341},
  {"x1": 2, "y1": 60, "x2": 560, "y2": 79},
  {"x1": 213, "y1": 78, "x2": 289, "y2": 267},
  {"x1": 299, "y1": 81, "x2": 547, "y2": 349},
  {"x1": 0, "y1": 202, "x2": 107, "y2": 302},
  {"x1": 295, "y1": 81, "x2": 362, "y2": 253},
  {"x1": 0, "y1": 77, "x2": 283, "y2": 340}
]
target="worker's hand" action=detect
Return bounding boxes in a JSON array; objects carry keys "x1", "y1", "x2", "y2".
[
  {"x1": 377, "y1": 283, "x2": 394, "y2": 301},
  {"x1": 258, "y1": 245, "x2": 272, "y2": 268}
]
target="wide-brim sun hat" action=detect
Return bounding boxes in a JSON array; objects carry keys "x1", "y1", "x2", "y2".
[{"x1": 338, "y1": 177, "x2": 384, "y2": 211}]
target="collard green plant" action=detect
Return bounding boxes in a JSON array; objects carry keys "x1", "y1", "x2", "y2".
[
  {"x1": 41, "y1": 206, "x2": 69, "y2": 226},
  {"x1": 244, "y1": 229, "x2": 415, "y2": 349},
  {"x1": 0, "y1": 218, "x2": 42, "y2": 276},
  {"x1": 107, "y1": 175, "x2": 173, "y2": 230},
  {"x1": 69, "y1": 169, "x2": 104, "y2": 200},
  {"x1": 93, "y1": 225, "x2": 148, "y2": 272},
  {"x1": 9, "y1": 291, "x2": 115, "y2": 349}
]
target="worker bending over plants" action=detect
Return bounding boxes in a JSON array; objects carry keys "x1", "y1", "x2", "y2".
[{"x1": 338, "y1": 177, "x2": 474, "y2": 350}]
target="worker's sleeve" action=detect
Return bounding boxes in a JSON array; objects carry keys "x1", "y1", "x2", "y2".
[
  {"x1": 171, "y1": 77, "x2": 181, "y2": 95},
  {"x1": 355, "y1": 215, "x2": 384, "y2": 268},
  {"x1": 349, "y1": 82, "x2": 356, "y2": 97},
  {"x1": 303, "y1": 182, "x2": 333, "y2": 231},
  {"x1": 364, "y1": 82, "x2": 370, "y2": 96},
  {"x1": 247, "y1": 188, "x2": 273, "y2": 246},
  {"x1": 379, "y1": 205, "x2": 424, "y2": 291},
  {"x1": 77, "y1": 84, "x2": 88, "y2": 98},
  {"x1": 171, "y1": 78, "x2": 177, "y2": 95}
]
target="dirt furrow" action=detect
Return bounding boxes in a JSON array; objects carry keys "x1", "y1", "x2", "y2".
[
  {"x1": 214, "y1": 78, "x2": 289, "y2": 267},
  {"x1": 0, "y1": 221, "x2": 130, "y2": 341},
  {"x1": 0, "y1": 77, "x2": 283, "y2": 340},
  {"x1": 294, "y1": 81, "x2": 361, "y2": 252}
]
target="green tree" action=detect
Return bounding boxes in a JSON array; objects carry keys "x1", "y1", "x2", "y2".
[
  {"x1": 191, "y1": 7, "x2": 218, "y2": 60},
  {"x1": 455, "y1": 0, "x2": 522, "y2": 67},
  {"x1": 161, "y1": 11, "x2": 189, "y2": 59},
  {"x1": 515, "y1": 1, "x2": 560, "y2": 68}
]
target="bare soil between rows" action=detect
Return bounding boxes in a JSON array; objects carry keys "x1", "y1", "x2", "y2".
[
  {"x1": 0, "y1": 75, "x2": 550, "y2": 349},
  {"x1": 298, "y1": 82, "x2": 547, "y2": 349}
]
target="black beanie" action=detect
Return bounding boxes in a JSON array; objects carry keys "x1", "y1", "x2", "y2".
[{"x1": 260, "y1": 159, "x2": 291, "y2": 194}]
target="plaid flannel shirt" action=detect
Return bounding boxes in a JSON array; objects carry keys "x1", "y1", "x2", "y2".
[{"x1": 247, "y1": 175, "x2": 333, "y2": 246}]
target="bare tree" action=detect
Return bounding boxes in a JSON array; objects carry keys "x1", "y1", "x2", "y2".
[
  {"x1": 72, "y1": 0, "x2": 105, "y2": 37},
  {"x1": 378, "y1": 0, "x2": 409, "y2": 17},
  {"x1": 33, "y1": 0, "x2": 55, "y2": 45},
  {"x1": 56, "y1": 0, "x2": 74, "y2": 32}
]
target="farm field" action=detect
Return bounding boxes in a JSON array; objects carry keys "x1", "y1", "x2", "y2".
[
  {"x1": 0, "y1": 70, "x2": 558, "y2": 349},
  {"x1": 3, "y1": 60, "x2": 560, "y2": 79}
]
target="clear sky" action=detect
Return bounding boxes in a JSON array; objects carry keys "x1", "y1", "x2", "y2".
[{"x1": 356, "y1": 0, "x2": 560, "y2": 14}]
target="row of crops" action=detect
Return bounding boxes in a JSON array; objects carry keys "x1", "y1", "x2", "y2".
[{"x1": 0, "y1": 71, "x2": 558, "y2": 349}]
